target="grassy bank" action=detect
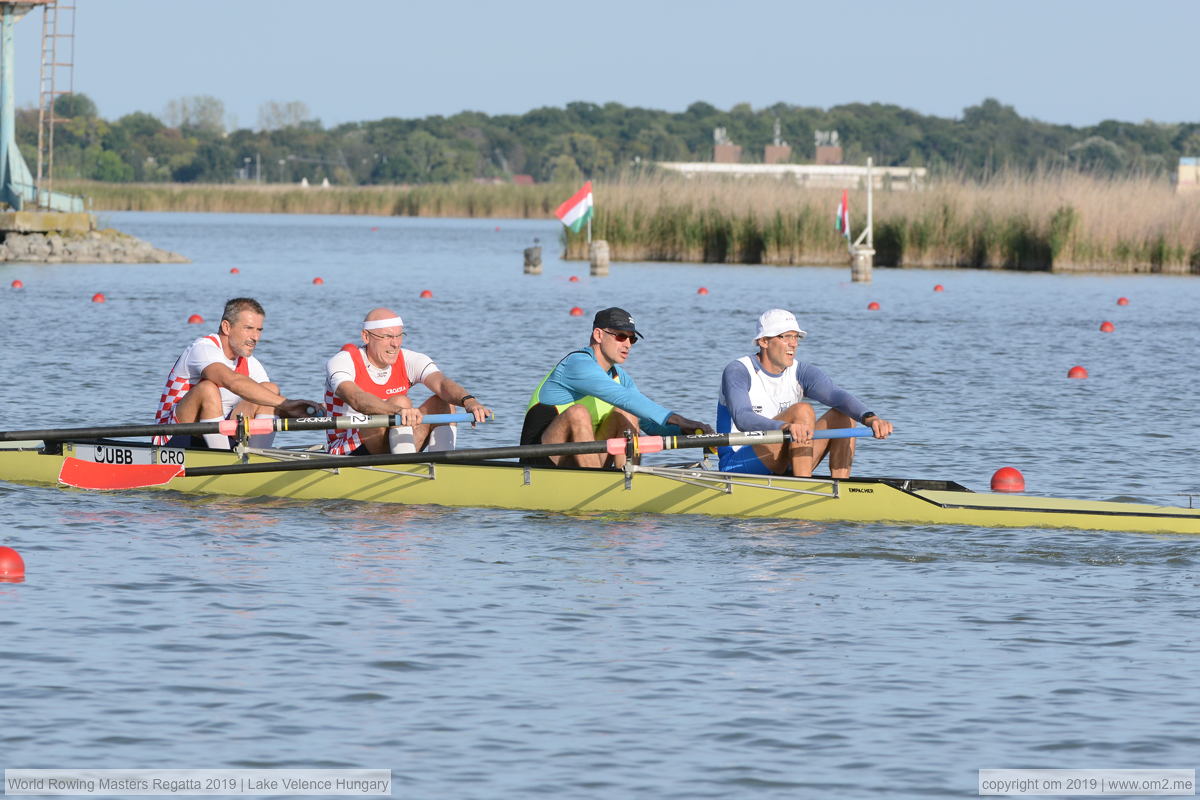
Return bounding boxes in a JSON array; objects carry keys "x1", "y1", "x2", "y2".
[{"x1": 65, "y1": 174, "x2": 1200, "y2": 273}]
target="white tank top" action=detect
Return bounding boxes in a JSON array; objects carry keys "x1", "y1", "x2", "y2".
[{"x1": 721, "y1": 355, "x2": 804, "y2": 434}]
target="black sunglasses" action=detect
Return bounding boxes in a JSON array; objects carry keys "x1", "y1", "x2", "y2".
[{"x1": 604, "y1": 329, "x2": 639, "y2": 344}]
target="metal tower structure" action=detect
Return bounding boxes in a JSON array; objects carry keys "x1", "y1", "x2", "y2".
[
  {"x1": 36, "y1": 0, "x2": 72, "y2": 200},
  {"x1": 0, "y1": 0, "x2": 81, "y2": 211}
]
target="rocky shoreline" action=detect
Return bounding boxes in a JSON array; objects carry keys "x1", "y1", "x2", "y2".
[{"x1": 0, "y1": 229, "x2": 188, "y2": 264}]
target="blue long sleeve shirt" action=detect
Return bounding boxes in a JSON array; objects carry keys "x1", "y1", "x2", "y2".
[{"x1": 534, "y1": 349, "x2": 680, "y2": 436}]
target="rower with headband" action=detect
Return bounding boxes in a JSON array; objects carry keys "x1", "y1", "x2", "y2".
[{"x1": 323, "y1": 306, "x2": 492, "y2": 456}]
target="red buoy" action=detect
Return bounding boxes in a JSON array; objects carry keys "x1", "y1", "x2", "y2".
[
  {"x1": 419, "y1": 289, "x2": 433, "y2": 298},
  {"x1": 697, "y1": 287, "x2": 709, "y2": 295},
  {"x1": 229, "y1": 267, "x2": 240, "y2": 274},
  {"x1": 933, "y1": 284, "x2": 945, "y2": 292},
  {"x1": 0, "y1": 546, "x2": 25, "y2": 582},
  {"x1": 370, "y1": 226, "x2": 379, "y2": 232},
  {"x1": 312, "y1": 277, "x2": 324, "y2": 285},
  {"x1": 569, "y1": 306, "x2": 584, "y2": 317},
  {"x1": 569, "y1": 276, "x2": 580, "y2": 283},
  {"x1": 494, "y1": 226, "x2": 501, "y2": 232},
  {"x1": 1067, "y1": 365, "x2": 1088, "y2": 379},
  {"x1": 1099, "y1": 321, "x2": 1115, "y2": 333},
  {"x1": 11, "y1": 279, "x2": 23, "y2": 289},
  {"x1": 91, "y1": 292, "x2": 106, "y2": 303},
  {"x1": 867, "y1": 301, "x2": 881, "y2": 311},
  {"x1": 990, "y1": 467, "x2": 1025, "y2": 493},
  {"x1": 1116, "y1": 297, "x2": 1130, "y2": 306},
  {"x1": 187, "y1": 314, "x2": 204, "y2": 324}
]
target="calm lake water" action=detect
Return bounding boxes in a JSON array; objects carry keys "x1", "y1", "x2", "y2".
[{"x1": 2, "y1": 212, "x2": 1199, "y2": 799}]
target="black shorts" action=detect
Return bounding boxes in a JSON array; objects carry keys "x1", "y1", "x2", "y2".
[{"x1": 520, "y1": 403, "x2": 561, "y2": 466}]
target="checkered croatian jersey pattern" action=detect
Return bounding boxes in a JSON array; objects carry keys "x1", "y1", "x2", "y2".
[{"x1": 153, "y1": 335, "x2": 250, "y2": 445}]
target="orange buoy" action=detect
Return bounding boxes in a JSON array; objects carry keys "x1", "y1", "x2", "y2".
[
  {"x1": 1116, "y1": 297, "x2": 1130, "y2": 306},
  {"x1": 229, "y1": 267, "x2": 240, "y2": 274},
  {"x1": 1099, "y1": 321, "x2": 1115, "y2": 333},
  {"x1": 697, "y1": 287, "x2": 709, "y2": 295},
  {"x1": 312, "y1": 277, "x2": 324, "y2": 285},
  {"x1": 990, "y1": 467, "x2": 1025, "y2": 493},
  {"x1": 187, "y1": 314, "x2": 204, "y2": 324},
  {"x1": 91, "y1": 292, "x2": 106, "y2": 303},
  {"x1": 419, "y1": 289, "x2": 433, "y2": 298},
  {"x1": 569, "y1": 275, "x2": 580, "y2": 283},
  {"x1": 1067, "y1": 365, "x2": 1088, "y2": 379},
  {"x1": 0, "y1": 546, "x2": 25, "y2": 582},
  {"x1": 11, "y1": 279, "x2": 23, "y2": 289},
  {"x1": 933, "y1": 284, "x2": 945, "y2": 292},
  {"x1": 569, "y1": 306, "x2": 584, "y2": 317},
  {"x1": 867, "y1": 301, "x2": 881, "y2": 311}
]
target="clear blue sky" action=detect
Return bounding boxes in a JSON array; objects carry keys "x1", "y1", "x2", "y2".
[{"x1": 12, "y1": 0, "x2": 1199, "y2": 130}]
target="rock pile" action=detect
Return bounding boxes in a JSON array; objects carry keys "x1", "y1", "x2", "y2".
[{"x1": 0, "y1": 229, "x2": 188, "y2": 263}]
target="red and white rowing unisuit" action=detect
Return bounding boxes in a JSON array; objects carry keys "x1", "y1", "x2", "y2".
[
  {"x1": 152, "y1": 334, "x2": 267, "y2": 444},
  {"x1": 323, "y1": 344, "x2": 440, "y2": 454}
]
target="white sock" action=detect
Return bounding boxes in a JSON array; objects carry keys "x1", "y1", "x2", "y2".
[
  {"x1": 200, "y1": 417, "x2": 230, "y2": 450},
  {"x1": 388, "y1": 426, "x2": 416, "y2": 454},
  {"x1": 428, "y1": 423, "x2": 457, "y2": 452},
  {"x1": 248, "y1": 414, "x2": 276, "y2": 449}
]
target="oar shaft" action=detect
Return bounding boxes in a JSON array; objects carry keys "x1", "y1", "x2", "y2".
[
  {"x1": 0, "y1": 412, "x2": 476, "y2": 443},
  {"x1": 180, "y1": 430, "x2": 805, "y2": 479}
]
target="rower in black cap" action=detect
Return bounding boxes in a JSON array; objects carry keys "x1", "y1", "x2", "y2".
[{"x1": 520, "y1": 307, "x2": 713, "y2": 468}]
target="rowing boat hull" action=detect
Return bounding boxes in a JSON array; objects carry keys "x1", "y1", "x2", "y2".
[{"x1": 2, "y1": 442, "x2": 1198, "y2": 534}]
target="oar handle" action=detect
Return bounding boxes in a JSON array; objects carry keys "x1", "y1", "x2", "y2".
[{"x1": 1, "y1": 411, "x2": 484, "y2": 443}]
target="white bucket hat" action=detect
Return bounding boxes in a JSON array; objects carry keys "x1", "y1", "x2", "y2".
[{"x1": 754, "y1": 309, "x2": 807, "y2": 342}]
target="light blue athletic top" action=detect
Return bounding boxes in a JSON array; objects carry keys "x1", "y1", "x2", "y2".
[{"x1": 534, "y1": 349, "x2": 680, "y2": 436}]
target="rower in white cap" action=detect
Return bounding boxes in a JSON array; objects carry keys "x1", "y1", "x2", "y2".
[
  {"x1": 716, "y1": 308, "x2": 893, "y2": 478},
  {"x1": 323, "y1": 307, "x2": 492, "y2": 455}
]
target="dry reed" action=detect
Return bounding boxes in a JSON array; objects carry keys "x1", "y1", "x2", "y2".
[{"x1": 64, "y1": 173, "x2": 1200, "y2": 273}]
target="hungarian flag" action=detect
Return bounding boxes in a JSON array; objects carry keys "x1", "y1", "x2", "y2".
[
  {"x1": 835, "y1": 190, "x2": 850, "y2": 239},
  {"x1": 555, "y1": 181, "x2": 594, "y2": 233}
]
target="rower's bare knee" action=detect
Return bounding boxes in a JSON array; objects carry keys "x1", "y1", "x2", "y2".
[
  {"x1": 781, "y1": 403, "x2": 816, "y2": 425},
  {"x1": 818, "y1": 407, "x2": 854, "y2": 429},
  {"x1": 420, "y1": 395, "x2": 451, "y2": 414}
]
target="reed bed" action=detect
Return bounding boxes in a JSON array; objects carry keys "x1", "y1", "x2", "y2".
[
  {"x1": 65, "y1": 173, "x2": 1200, "y2": 273},
  {"x1": 62, "y1": 181, "x2": 564, "y2": 219},
  {"x1": 564, "y1": 172, "x2": 1200, "y2": 274}
]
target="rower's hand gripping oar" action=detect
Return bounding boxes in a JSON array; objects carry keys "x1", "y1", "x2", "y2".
[
  {"x1": 0, "y1": 412, "x2": 485, "y2": 444},
  {"x1": 58, "y1": 427, "x2": 876, "y2": 491}
]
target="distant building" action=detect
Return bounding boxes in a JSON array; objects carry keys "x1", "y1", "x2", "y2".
[
  {"x1": 814, "y1": 130, "x2": 843, "y2": 165},
  {"x1": 763, "y1": 145, "x2": 792, "y2": 164},
  {"x1": 713, "y1": 144, "x2": 743, "y2": 163},
  {"x1": 655, "y1": 162, "x2": 926, "y2": 191},
  {"x1": 1177, "y1": 158, "x2": 1199, "y2": 193},
  {"x1": 712, "y1": 127, "x2": 742, "y2": 163}
]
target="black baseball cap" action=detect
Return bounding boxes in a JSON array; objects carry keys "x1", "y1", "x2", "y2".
[{"x1": 592, "y1": 307, "x2": 645, "y2": 339}]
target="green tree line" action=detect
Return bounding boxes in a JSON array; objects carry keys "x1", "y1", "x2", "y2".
[{"x1": 18, "y1": 94, "x2": 1200, "y2": 185}]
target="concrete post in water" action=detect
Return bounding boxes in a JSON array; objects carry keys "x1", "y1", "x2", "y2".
[
  {"x1": 589, "y1": 239, "x2": 610, "y2": 277},
  {"x1": 849, "y1": 157, "x2": 875, "y2": 283},
  {"x1": 523, "y1": 238, "x2": 542, "y2": 275},
  {"x1": 851, "y1": 247, "x2": 874, "y2": 282}
]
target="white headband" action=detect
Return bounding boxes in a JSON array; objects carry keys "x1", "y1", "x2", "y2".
[{"x1": 362, "y1": 316, "x2": 404, "y2": 330}]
